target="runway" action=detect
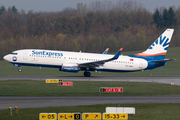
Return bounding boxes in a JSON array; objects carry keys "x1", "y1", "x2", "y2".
[
  {"x1": 0, "y1": 75, "x2": 180, "y2": 85},
  {"x1": 1, "y1": 95, "x2": 180, "y2": 110},
  {"x1": 0, "y1": 75, "x2": 180, "y2": 110}
]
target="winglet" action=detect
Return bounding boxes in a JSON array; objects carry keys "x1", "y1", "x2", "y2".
[
  {"x1": 112, "y1": 48, "x2": 123, "y2": 60},
  {"x1": 103, "y1": 48, "x2": 109, "y2": 54}
]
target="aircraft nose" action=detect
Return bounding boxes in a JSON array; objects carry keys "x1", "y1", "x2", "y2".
[{"x1": 3, "y1": 55, "x2": 10, "y2": 61}]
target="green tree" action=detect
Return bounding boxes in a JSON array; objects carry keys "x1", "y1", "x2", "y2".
[
  {"x1": 84, "y1": 12, "x2": 96, "y2": 32},
  {"x1": 168, "y1": 7, "x2": 176, "y2": 28},
  {"x1": 153, "y1": 9, "x2": 162, "y2": 28},
  {"x1": 72, "y1": 39, "x2": 81, "y2": 51},
  {"x1": 0, "y1": 5, "x2": 6, "y2": 15},
  {"x1": 108, "y1": 11, "x2": 123, "y2": 32},
  {"x1": 136, "y1": 28, "x2": 147, "y2": 50},
  {"x1": 12, "y1": 6, "x2": 18, "y2": 13},
  {"x1": 162, "y1": 8, "x2": 169, "y2": 27},
  {"x1": 175, "y1": 6, "x2": 180, "y2": 26}
]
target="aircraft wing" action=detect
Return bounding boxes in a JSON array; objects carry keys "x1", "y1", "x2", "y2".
[{"x1": 78, "y1": 48, "x2": 123, "y2": 68}]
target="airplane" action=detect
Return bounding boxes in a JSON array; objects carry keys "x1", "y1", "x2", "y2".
[
  {"x1": 3, "y1": 29, "x2": 174, "y2": 77},
  {"x1": 79, "y1": 48, "x2": 109, "y2": 54}
]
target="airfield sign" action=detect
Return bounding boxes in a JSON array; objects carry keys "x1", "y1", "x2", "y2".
[
  {"x1": 82, "y1": 113, "x2": 101, "y2": 120},
  {"x1": 46, "y1": 79, "x2": 62, "y2": 83},
  {"x1": 39, "y1": 113, "x2": 57, "y2": 120},
  {"x1": 58, "y1": 113, "x2": 81, "y2": 120},
  {"x1": 103, "y1": 113, "x2": 128, "y2": 120},
  {"x1": 99, "y1": 87, "x2": 123, "y2": 93},
  {"x1": 58, "y1": 82, "x2": 73, "y2": 86}
]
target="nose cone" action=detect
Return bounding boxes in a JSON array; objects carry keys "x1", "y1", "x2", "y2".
[
  {"x1": 3, "y1": 55, "x2": 7, "y2": 60},
  {"x1": 3, "y1": 54, "x2": 10, "y2": 61}
]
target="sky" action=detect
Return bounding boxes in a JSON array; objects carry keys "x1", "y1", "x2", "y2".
[{"x1": 0, "y1": 0, "x2": 180, "y2": 13}]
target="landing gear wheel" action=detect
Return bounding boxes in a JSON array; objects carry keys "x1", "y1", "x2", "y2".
[
  {"x1": 18, "y1": 68, "x2": 22, "y2": 72},
  {"x1": 84, "y1": 72, "x2": 86, "y2": 76},
  {"x1": 84, "y1": 71, "x2": 91, "y2": 77}
]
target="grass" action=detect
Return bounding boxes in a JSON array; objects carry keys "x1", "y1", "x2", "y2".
[
  {"x1": 0, "y1": 80, "x2": 180, "y2": 96},
  {"x1": 0, "y1": 103, "x2": 180, "y2": 120},
  {"x1": 0, "y1": 47, "x2": 180, "y2": 76}
]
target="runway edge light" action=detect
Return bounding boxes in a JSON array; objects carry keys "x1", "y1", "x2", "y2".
[
  {"x1": 15, "y1": 106, "x2": 18, "y2": 115},
  {"x1": 9, "y1": 107, "x2": 12, "y2": 115}
]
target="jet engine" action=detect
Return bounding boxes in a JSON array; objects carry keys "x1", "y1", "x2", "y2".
[{"x1": 60, "y1": 63, "x2": 79, "y2": 72}]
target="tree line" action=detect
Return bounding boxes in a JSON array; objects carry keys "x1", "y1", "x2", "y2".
[
  {"x1": 0, "y1": 0, "x2": 180, "y2": 59},
  {"x1": 153, "y1": 7, "x2": 177, "y2": 28}
]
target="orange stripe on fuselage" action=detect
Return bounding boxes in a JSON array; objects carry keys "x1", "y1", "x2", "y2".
[{"x1": 134, "y1": 52, "x2": 166, "y2": 56}]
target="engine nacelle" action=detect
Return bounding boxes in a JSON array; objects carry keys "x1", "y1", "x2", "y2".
[{"x1": 60, "y1": 63, "x2": 79, "y2": 72}]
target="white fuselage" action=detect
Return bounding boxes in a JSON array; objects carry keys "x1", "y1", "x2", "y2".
[{"x1": 4, "y1": 49, "x2": 148, "y2": 72}]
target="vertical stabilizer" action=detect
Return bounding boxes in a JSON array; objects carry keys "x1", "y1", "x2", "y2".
[{"x1": 133, "y1": 29, "x2": 174, "y2": 60}]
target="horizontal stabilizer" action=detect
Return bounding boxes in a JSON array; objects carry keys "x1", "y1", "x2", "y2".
[{"x1": 153, "y1": 59, "x2": 176, "y2": 63}]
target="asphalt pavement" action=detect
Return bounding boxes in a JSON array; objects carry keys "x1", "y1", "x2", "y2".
[{"x1": 0, "y1": 75, "x2": 180, "y2": 110}]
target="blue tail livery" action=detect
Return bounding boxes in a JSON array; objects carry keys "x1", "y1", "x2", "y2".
[{"x1": 129, "y1": 29, "x2": 174, "y2": 69}]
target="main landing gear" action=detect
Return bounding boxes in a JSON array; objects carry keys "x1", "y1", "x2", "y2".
[{"x1": 84, "y1": 71, "x2": 91, "y2": 77}]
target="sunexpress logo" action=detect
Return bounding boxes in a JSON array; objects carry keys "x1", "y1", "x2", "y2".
[
  {"x1": 32, "y1": 50, "x2": 63, "y2": 57},
  {"x1": 149, "y1": 35, "x2": 170, "y2": 50}
]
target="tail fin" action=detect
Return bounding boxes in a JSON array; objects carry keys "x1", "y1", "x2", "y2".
[{"x1": 131, "y1": 29, "x2": 174, "y2": 60}]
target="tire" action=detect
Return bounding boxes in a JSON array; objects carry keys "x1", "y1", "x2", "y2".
[{"x1": 84, "y1": 72, "x2": 91, "y2": 77}]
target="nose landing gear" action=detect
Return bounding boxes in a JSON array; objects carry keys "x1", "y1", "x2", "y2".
[{"x1": 18, "y1": 67, "x2": 22, "y2": 72}]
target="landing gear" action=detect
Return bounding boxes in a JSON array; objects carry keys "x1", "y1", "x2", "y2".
[
  {"x1": 18, "y1": 67, "x2": 22, "y2": 72},
  {"x1": 84, "y1": 71, "x2": 91, "y2": 77}
]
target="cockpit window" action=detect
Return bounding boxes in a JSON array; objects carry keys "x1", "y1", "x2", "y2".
[{"x1": 11, "y1": 53, "x2": 18, "y2": 55}]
